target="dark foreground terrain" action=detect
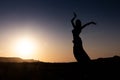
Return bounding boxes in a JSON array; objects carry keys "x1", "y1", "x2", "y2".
[{"x1": 0, "y1": 56, "x2": 119, "y2": 80}]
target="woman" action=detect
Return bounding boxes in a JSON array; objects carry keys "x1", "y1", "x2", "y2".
[{"x1": 71, "y1": 12, "x2": 96, "y2": 63}]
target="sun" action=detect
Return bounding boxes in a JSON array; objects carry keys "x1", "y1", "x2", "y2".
[{"x1": 14, "y1": 37, "x2": 36, "y2": 59}]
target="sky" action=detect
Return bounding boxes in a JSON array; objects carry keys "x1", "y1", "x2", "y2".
[{"x1": 0, "y1": 0, "x2": 120, "y2": 62}]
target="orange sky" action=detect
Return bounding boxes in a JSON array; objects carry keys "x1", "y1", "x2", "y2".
[{"x1": 0, "y1": 0, "x2": 120, "y2": 62}]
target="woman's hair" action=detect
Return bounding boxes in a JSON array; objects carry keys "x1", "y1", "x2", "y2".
[{"x1": 75, "y1": 19, "x2": 81, "y2": 26}]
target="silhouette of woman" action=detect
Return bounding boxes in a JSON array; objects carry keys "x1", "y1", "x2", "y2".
[{"x1": 71, "y1": 12, "x2": 96, "y2": 63}]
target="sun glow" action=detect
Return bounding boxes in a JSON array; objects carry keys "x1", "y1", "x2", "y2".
[{"x1": 14, "y1": 37, "x2": 37, "y2": 59}]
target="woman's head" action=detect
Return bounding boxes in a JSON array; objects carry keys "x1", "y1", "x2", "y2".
[{"x1": 75, "y1": 19, "x2": 81, "y2": 26}]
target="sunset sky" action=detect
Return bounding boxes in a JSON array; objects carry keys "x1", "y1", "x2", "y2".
[{"x1": 0, "y1": 0, "x2": 120, "y2": 62}]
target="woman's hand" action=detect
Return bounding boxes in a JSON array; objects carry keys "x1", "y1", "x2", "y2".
[
  {"x1": 73, "y1": 12, "x2": 77, "y2": 18},
  {"x1": 91, "y1": 22, "x2": 96, "y2": 25}
]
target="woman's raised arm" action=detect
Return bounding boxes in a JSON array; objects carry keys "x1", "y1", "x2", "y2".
[
  {"x1": 71, "y1": 12, "x2": 77, "y2": 28},
  {"x1": 81, "y1": 22, "x2": 96, "y2": 29}
]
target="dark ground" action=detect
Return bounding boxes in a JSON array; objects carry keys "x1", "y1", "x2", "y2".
[{"x1": 0, "y1": 56, "x2": 119, "y2": 80}]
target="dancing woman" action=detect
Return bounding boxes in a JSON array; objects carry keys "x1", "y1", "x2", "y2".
[{"x1": 71, "y1": 12, "x2": 96, "y2": 63}]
